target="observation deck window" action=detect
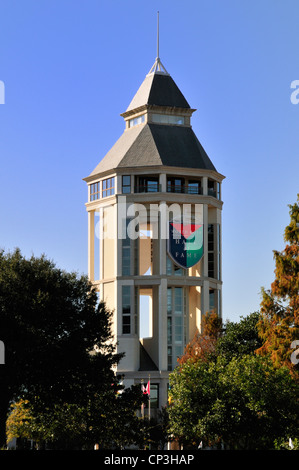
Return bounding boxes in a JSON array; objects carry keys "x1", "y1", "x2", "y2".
[
  {"x1": 135, "y1": 176, "x2": 160, "y2": 193},
  {"x1": 102, "y1": 177, "x2": 115, "y2": 198},
  {"x1": 90, "y1": 182, "x2": 100, "y2": 201},
  {"x1": 208, "y1": 179, "x2": 220, "y2": 200},
  {"x1": 129, "y1": 114, "x2": 145, "y2": 128},
  {"x1": 152, "y1": 114, "x2": 184, "y2": 125}
]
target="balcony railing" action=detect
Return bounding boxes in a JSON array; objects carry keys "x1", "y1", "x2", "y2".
[
  {"x1": 134, "y1": 184, "x2": 161, "y2": 193},
  {"x1": 167, "y1": 184, "x2": 203, "y2": 195},
  {"x1": 130, "y1": 184, "x2": 219, "y2": 199}
]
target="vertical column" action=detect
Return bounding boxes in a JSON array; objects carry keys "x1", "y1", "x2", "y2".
[
  {"x1": 114, "y1": 202, "x2": 119, "y2": 279},
  {"x1": 88, "y1": 210, "x2": 95, "y2": 281},
  {"x1": 99, "y1": 207, "x2": 103, "y2": 281},
  {"x1": 202, "y1": 176, "x2": 208, "y2": 196},
  {"x1": 158, "y1": 278, "x2": 168, "y2": 370},
  {"x1": 159, "y1": 201, "x2": 167, "y2": 275},
  {"x1": 159, "y1": 173, "x2": 166, "y2": 193},
  {"x1": 116, "y1": 174, "x2": 122, "y2": 194},
  {"x1": 201, "y1": 280, "x2": 209, "y2": 325},
  {"x1": 203, "y1": 204, "x2": 209, "y2": 278}
]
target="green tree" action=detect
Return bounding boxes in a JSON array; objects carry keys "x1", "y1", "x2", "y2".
[
  {"x1": 216, "y1": 312, "x2": 263, "y2": 361},
  {"x1": 7, "y1": 386, "x2": 146, "y2": 450},
  {"x1": 256, "y1": 196, "x2": 299, "y2": 375},
  {"x1": 168, "y1": 354, "x2": 299, "y2": 449},
  {"x1": 0, "y1": 249, "x2": 143, "y2": 448}
]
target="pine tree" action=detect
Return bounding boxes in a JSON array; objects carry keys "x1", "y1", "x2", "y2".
[{"x1": 256, "y1": 195, "x2": 299, "y2": 376}]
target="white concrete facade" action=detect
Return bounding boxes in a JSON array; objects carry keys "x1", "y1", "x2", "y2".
[{"x1": 84, "y1": 61, "x2": 225, "y2": 412}]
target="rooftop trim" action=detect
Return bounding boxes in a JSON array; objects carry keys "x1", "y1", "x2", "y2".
[{"x1": 147, "y1": 57, "x2": 169, "y2": 76}]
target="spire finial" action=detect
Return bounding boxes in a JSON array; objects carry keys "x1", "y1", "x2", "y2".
[
  {"x1": 147, "y1": 11, "x2": 169, "y2": 76},
  {"x1": 157, "y1": 11, "x2": 160, "y2": 60}
]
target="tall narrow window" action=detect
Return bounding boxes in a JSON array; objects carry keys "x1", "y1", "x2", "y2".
[
  {"x1": 208, "y1": 179, "x2": 216, "y2": 198},
  {"x1": 208, "y1": 224, "x2": 220, "y2": 280},
  {"x1": 174, "y1": 287, "x2": 184, "y2": 346},
  {"x1": 208, "y1": 224, "x2": 214, "y2": 278},
  {"x1": 122, "y1": 218, "x2": 131, "y2": 276},
  {"x1": 122, "y1": 286, "x2": 131, "y2": 334},
  {"x1": 90, "y1": 182, "x2": 100, "y2": 201},
  {"x1": 209, "y1": 288, "x2": 219, "y2": 314},
  {"x1": 208, "y1": 180, "x2": 220, "y2": 199},
  {"x1": 122, "y1": 175, "x2": 131, "y2": 194},
  {"x1": 209, "y1": 288, "x2": 215, "y2": 311},
  {"x1": 149, "y1": 384, "x2": 159, "y2": 409},
  {"x1": 217, "y1": 224, "x2": 221, "y2": 280},
  {"x1": 216, "y1": 182, "x2": 221, "y2": 200},
  {"x1": 167, "y1": 287, "x2": 186, "y2": 370}
]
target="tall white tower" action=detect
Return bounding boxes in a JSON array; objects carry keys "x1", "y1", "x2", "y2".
[{"x1": 84, "y1": 54, "x2": 225, "y2": 414}]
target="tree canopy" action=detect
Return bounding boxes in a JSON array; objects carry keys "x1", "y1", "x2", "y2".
[
  {"x1": 0, "y1": 249, "x2": 144, "y2": 449},
  {"x1": 256, "y1": 194, "x2": 299, "y2": 376},
  {"x1": 168, "y1": 353, "x2": 299, "y2": 449}
]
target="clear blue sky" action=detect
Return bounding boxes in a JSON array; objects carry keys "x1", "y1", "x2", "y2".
[{"x1": 0, "y1": 0, "x2": 298, "y2": 323}]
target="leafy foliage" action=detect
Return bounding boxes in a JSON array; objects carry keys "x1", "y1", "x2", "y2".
[
  {"x1": 216, "y1": 312, "x2": 263, "y2": 361},
  {"x1": 0, "y1": 249, "x2": 144, "y2": 449},
  {"x1": 177, "y1": 312, "x2": 222, "y2": 365},
  {"x1": 7, "y1": 386, "x2": 146, "y2": 450},
  {"x1": 256, "y1": 195, "x2": 299, "y2": 376},
  {"x1": 168, "y1": 354, "x2": 299, "y2": 449}
]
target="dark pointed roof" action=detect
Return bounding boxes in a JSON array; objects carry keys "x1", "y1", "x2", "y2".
[
  {"x1": 87, "y1": 61, "x2": 219, "y2": 178},
  {"x1": 89, "y1": 123, "x2": 216, "y2": 175},
  {"x1": 125, "y1": 72, "x2": 191, "y2": 113},
  {"x1": 117, "y1": 124, "x2": 216, "y2": 170}
]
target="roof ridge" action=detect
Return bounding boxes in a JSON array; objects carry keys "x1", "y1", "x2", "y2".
[
  {"x1": 119, "y1": 124, "x2": 162, "y2": 168},
  {"x1": 88, "y1": 124, "x2": 145, "y2": 177}
]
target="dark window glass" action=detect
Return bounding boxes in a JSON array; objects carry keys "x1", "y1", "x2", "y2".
[
  {"x1": 122, "y1": 286, "x2": 131, "y2": 334},
  {"x1": 122, "y1": 175, "x2": 131, "y2": 194},
  {"x1": 167, "y1": 177, "x2": 184, "y2": 193},
  {"x1": 188, "y1": 180, "x2": 201, "y2": 194}
]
